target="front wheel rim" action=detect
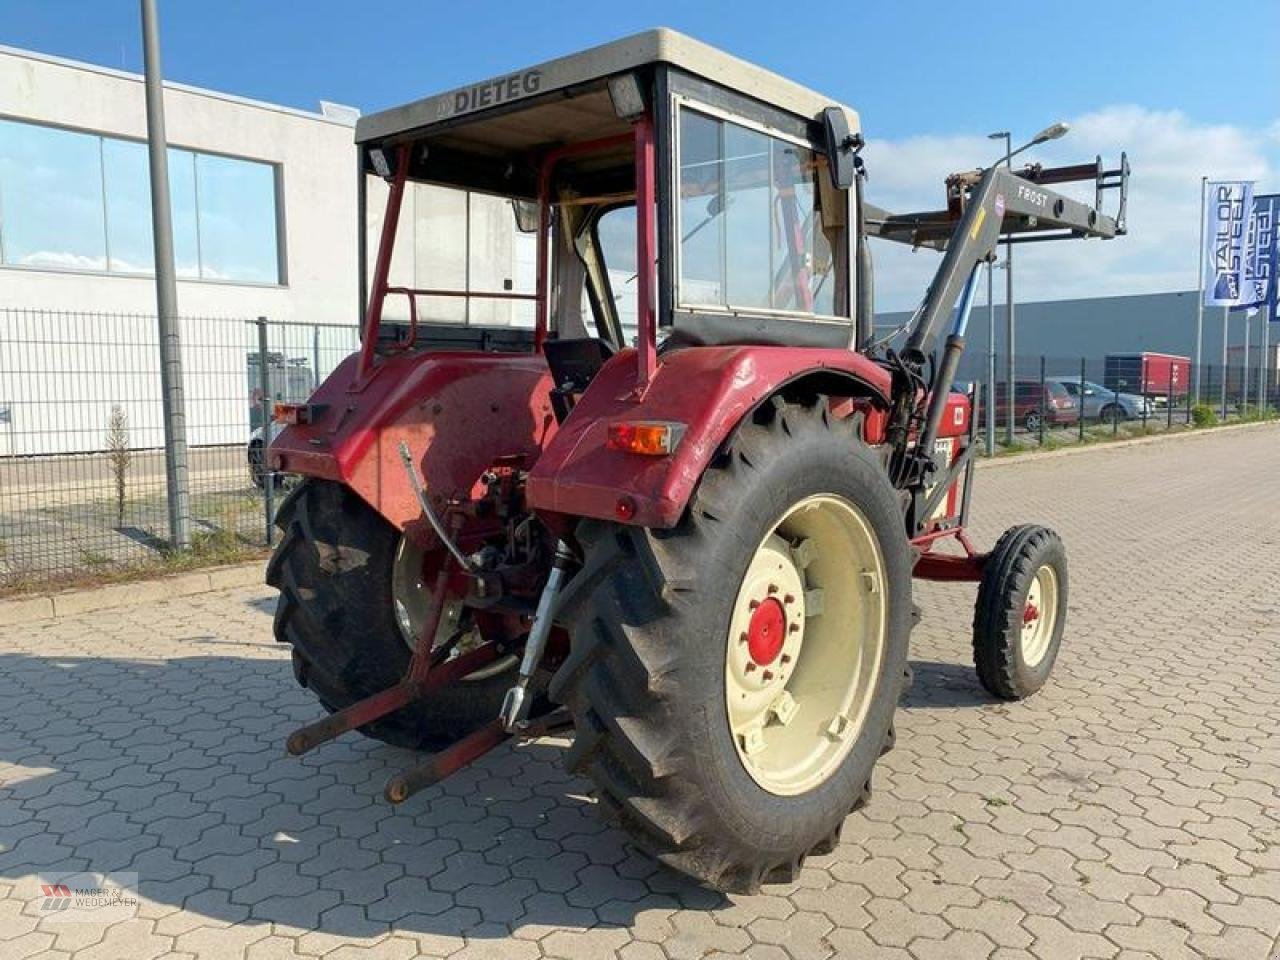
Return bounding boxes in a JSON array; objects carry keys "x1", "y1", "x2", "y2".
[
  {"x1": 1020, "y1": 564, "x2": 1059, "y2": 667},
  {"x1": 724, "y1": 494, "x2": 888, "y2": 797}
]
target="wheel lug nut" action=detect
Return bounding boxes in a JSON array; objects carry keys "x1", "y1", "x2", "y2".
[
  {"x1": 762, "y1": 671, "x2": 774, "y2": 681},
  {"x1": 739, "y1": 632, "x2": 748, "y2": 644},
  {"x1": 780, "y1": 654, "x2": 791, "y2": 664},
  {"x1": 745, "y1": 662, "x2": 756, "y2": 672},
  {"x1": 749, "y1": 600, "x2": 760, "y2": 610},
  {"x1": 784, "y1": 594, "x2": 795, "y2": 604},
  {"x1": 788, "y1": 624, "x2": 800, "y2": 634},
  {"x1": 767, "y1": 584, "x2": 779, "y2": 594}
]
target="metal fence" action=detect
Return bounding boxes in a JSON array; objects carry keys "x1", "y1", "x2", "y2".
[
  {"x1": 1, "y1": 307, "x2": 1275, "y2": 589},
  {"x1": 0, "y1": 308, "x2": 357, "y2": 589},
  {"x1": 962, "y1": 352, "x2": 1277, "y2": 454}
]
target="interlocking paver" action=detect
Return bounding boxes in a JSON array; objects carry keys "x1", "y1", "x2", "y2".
[{"x1": 0, "y1": 424, "x2": 1276, "y2": 959}]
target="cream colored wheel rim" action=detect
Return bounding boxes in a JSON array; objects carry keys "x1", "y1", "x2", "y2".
[
  {"x1": 1020, "y1": 564, "x2": 1058, "y2": 667},
  {"x1": 724, "y1": 495, "x2": 888, "y2": 796}
]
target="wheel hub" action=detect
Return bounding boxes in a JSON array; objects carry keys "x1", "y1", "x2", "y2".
[
  {"x1": 726, "y1": 536, "x2": 805, "y2": 700},
  {"x1": 1020, "y1": 564, "x2": 1058, "y2": 667},
  {"x1": 747, "y1": 597, "x2": 787, "y2": 665}
]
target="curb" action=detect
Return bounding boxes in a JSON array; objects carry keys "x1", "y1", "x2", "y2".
[
  {"x1": 975, "y1": 419, "x2": 1278, "y2": 470},
  {"x1": 0, "y1": 561, "x2": 266, "y2": 628}
]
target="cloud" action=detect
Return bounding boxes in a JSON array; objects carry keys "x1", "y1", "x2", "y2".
[
  {"x1": 864, "y1": 106, "x2": 1280, "y2": 312},
  {"x1": 19, "y1": 250, "x2": 108, "y2": 271}
]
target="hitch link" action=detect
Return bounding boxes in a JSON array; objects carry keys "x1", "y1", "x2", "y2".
[{"x1": 500, "y1": 540, "x2": 574, "y2": 732}]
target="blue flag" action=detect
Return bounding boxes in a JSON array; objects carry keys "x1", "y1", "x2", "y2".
[
  {"x1": 1203, "y1": 181, "x2": 1255, "y2": 307},
  {"x1": 1236, "y1": 193, "x2": 1278, "y2": 313}
]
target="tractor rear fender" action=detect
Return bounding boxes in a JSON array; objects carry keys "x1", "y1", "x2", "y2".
[
  {"x1": 267, "y1": 349, "x2": 558, "y2": 531},
  {"x1": 526, "y1": 344, "x2": 891, "y2": 529}
]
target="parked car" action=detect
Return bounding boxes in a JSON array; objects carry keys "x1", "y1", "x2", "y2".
[
  {"x1": 992, "y1": 379, "x2": 1081, "y2": 432},
  {"x1": 1050, "y1": 378, "x2": 1154, "y2": 422}
]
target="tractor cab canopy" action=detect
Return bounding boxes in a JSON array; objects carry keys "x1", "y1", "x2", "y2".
[{"x1": 352, "y1": 29, "x2": 864, "y2": 382}]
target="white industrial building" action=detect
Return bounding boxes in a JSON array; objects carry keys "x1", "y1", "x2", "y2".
[{"x1": 0, "y1": 45, "x2": 535, "y2": 455}]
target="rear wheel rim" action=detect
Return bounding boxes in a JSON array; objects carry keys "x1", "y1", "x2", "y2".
[
  {"x1": 724, "y1": 494, "x2": 888, "y2": 797},
  {"x1": 1020, "y1": 564, "x2": 1058, "y2": 667},
  {"x1": 391, "y1": 535, "x2": 516, "y2": 680}
]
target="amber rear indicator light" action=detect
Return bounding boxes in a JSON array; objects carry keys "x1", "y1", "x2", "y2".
[
  {"x1": 272, "y1": 402, "x2": 326, "y2": 426},
  {"x1": 605, "y1": 421, "x2": 685, "y2": 456}
]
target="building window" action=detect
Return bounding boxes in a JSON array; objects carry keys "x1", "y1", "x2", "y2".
[
  {"x1": 677, "y1": 105, "x2": 835, "y2": 316},
  {"x1": 0, "y1": 116, "x2": 282, "y2": 284}
]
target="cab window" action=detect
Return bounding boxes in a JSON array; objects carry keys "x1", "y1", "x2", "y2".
[{"x1": 677, "y1": 106, "x2": 836, "y2": 317}]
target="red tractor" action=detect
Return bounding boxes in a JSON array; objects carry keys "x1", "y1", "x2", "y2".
[{"x1": 266, "y1": 30, "x2": 1128, "y2": 892}]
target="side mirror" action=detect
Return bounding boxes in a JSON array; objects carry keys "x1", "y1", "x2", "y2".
[
  {"x1": 510, "y1": 199, "x2": 540, "y2": 233},
  {"x1": 821, "y1": 107, "x2": 858, "y2": 190}
]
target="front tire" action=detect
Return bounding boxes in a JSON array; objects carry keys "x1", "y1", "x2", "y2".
[
  {"x1": 972, "y1": 525, "x2": 1068, "y2": 700},
  {"x1": 551, "y1": 398, "x2": 913, "y2": 892}
]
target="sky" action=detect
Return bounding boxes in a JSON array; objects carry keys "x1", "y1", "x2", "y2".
[{"x1": 3, "y1": 0, "x2": 1278, "y2": 310}]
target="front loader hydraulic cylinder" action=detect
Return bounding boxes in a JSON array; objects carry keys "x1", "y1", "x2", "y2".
[{"x1": 917, "y1": 262, "x2": 983, "y2": 463}]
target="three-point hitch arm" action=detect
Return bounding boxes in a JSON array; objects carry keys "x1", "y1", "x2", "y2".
[{"x1": 865, "y1": 156, "x2": 1128, "y2": 518}]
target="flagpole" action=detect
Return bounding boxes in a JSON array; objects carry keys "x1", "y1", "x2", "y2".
[
  {"x1": 1262, "y1": 313, "x2": 1272, "y2": 412},
  {"x1": 1242, "y1": 310, "x2": 1250, "y2": 407},
  {"x1": 1220, "y1": 305, "x2": 1229, "y2": 417},
  {"x1": 1194, "y1": 176, "x2": 1207, "y2": 402}
]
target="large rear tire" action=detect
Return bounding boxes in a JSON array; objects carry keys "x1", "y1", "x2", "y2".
[
  {"x1": 551, "y1": 397, "x2": 913, "y2": 893},
  {"x1": 266, "y1": 479, "x2": 515, "y2": 750}
]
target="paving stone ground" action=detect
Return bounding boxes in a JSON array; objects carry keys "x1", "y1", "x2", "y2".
[{"x1": 2, "y1": 425, "x2": 1278, "y2": 960}]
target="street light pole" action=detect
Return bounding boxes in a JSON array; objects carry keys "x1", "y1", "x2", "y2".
[
  {"x1": 141, "y1": 0, "x2": 190, "y2": 549},
  {"x1": 990, "y1": 131, "x2": 1014, "y2": 444},
  {"x1": 986, "y1": 255, "x2": 996, "y2": 455},
  {"x1": 986, "y1": 121, "x2": 1070, "y2": 446}
]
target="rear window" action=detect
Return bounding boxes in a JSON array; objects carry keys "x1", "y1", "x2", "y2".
[{"x1": 1047, "y1": 382, "x2": 1072, "y2": 399}]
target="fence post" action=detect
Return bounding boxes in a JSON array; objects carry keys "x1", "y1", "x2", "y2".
[
  {"x1": 1078, "y1": 358, "x2": 1086, "y2": 442},
  {"x1": 1038, "y1": 356, "x2": 1046, "y2": 445},
  {"x1": 257, "y1": 317, "x2": 275, "y2": 547},
  {"x1": 1220, "y1": 362, "x2": 1228, "y2": 421},
  {"x1": 1112, "y1": 384, "x2": 1119, "y2": 435},
  {"x1": 312, "y1": 323, "x2": 321, "y2": 388},
  {"x1": 1187, "y1": 371, "x2": 1194, "y2": 424},
  {"x1": 1167, "y1": 380, "x2": 1174, "y2": 429}
]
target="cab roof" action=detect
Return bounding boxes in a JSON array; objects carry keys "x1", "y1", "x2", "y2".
[{"x1": 354, "y1": 28, "x2": 861, "y2": 152}]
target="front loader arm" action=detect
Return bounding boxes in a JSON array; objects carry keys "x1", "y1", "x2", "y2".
[
  {"x1": 893, "y1": 164, "x2": 1123, "y2": 361},
  {"x1": 870, "y1": 160, "x2": 1128, "y2": 527}
]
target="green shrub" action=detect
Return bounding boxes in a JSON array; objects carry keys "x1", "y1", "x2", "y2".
[{"x1": 1191, "y1": 403, "x2": 1218, "y2": 428}]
